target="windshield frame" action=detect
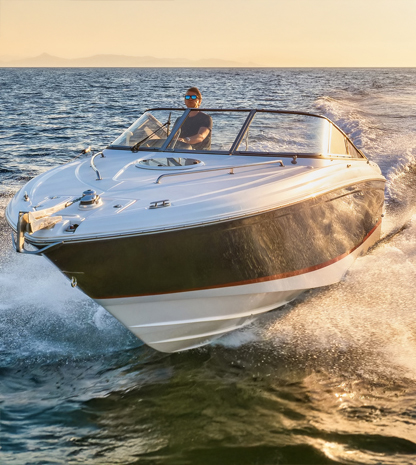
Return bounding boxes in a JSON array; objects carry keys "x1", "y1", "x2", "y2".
[{"x1": 107, "y1": 108, "x2": 366, "y2": 160}]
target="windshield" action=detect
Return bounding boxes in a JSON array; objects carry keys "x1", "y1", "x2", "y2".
[
  {"x1": 111, "y1": 110, "x2": 184, "y2": 149},
  {"x1": 166, "y1": 110, "x2": 250, "y2": 152},
  {"x1": 109, "y1": 109, "x2": 362, "y2": 158},
  {"x1": 235, "y1": 113, "x2": 328, "y2": 154}
]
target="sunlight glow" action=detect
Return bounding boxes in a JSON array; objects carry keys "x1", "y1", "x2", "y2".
[{"x1": 1, "y1": 0, "x2": 416, "y2": 66}]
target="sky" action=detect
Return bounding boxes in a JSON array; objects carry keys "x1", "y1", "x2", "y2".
[{"x1": 0, "y1": 0, "x2": 415, "y2": 66}]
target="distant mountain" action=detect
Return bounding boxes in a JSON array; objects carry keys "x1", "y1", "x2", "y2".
[{"x1": 0, "y1": 53, "x2": 257, "y2": 68}]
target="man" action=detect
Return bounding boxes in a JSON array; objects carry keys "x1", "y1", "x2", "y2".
[{"x1": 178, "y1": 87, "x2": 212, "y2": 150}]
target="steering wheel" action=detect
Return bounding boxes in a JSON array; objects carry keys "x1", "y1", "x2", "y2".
[
  {"x1": 168, "y1": 129, "x2": 192, "y2": 150},
  {"x1": 175, "y1": 141, "x2": 193, "y2": 150},
  {"x1": 169, "y1": 129, "x2": 181, "y2": 150}
]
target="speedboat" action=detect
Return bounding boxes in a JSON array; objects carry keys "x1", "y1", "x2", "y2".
[{"x1": 6, "y1": 108, "x2": 385, "y2": 352}]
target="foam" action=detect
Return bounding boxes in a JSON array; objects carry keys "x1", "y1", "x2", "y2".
[
  {"x1": 0, "y1": 249, "x2": 137, "y2": 363},
  {"x1": 256, "y1": 215, "x2": 416, "y2": 379}
]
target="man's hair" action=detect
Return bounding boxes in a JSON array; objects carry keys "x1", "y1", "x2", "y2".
[{"x1": 187, "y1": 87, "x2": 202, "y2": 101}]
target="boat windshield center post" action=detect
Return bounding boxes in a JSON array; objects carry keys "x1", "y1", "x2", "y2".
[
  {"x1": 229, "y1": 109, "x2": 256, "y2": 155},
  {"x1": 160, "y1": 109, "x2": 191, "y2": 152}
]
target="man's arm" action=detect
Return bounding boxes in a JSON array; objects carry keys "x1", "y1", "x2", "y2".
[{"x1": 180, "y1": 126, "x2": 210, "y2": 145}]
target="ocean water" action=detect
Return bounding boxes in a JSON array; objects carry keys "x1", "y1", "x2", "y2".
[{"x1": 1, "y1": 68, "x2": 416, "y2": 465}]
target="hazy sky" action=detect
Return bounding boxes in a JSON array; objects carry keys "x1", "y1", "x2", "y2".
[{"x1": 1, "y1": 0, "x2": 415, "y2": 66}]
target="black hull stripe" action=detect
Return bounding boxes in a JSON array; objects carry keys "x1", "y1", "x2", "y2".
[
  {"x1": 96, "y1": 219, "x2": 381, "y2": 300},
  {"x1": 46, "y1": 181, "x2": 385, "y2": 300}
]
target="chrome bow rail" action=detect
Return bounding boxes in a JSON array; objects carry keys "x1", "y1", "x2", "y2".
[
  {"x1": 11, "y1": 231, "x2": 62, "y2": 255},
  {"x1": 155, "y1": 159, "x2": 285, "y2": 184},
  {"x1": 10, "y1": 198, "x2": 78, "y2": 255},
  {"x1": 12, "y1": 212, "x2": 63, "y2": 255}
]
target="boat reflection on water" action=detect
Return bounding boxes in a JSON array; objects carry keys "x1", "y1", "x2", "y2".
[{"x1": 6, "y1": 108, "x2": 385, "y2": 352}]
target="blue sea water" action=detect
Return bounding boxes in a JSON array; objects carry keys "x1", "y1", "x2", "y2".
[{"x1": 1, "y1": 68, "x2": 416, "y2": 464}]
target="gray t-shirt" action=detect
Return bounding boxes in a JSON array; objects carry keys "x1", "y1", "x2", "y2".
[{"x1": 180, "y1": 112, "x2": 212, "y2": 150}]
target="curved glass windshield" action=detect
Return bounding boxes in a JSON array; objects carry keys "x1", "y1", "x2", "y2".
[
  {"x1": 166, "y1": 110, "x2": 250, "y2": 152},
  {"x1": 111, "y1": 110, "x2": 185, "y2": 149},
  {"x1": 109, "y1": 109, "x2": 363, "y2": 158},
  {"x1": 235, "y1": 113, "x2": 328, "y2": 154}
]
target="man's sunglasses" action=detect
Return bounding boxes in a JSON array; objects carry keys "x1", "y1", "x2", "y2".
[{"x1": 185, "y1": 95, "x2": 198, "y2": 100}]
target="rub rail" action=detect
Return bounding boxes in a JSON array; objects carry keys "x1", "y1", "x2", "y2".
[{"x1": 155, "y1": 159, "x2": 285, "y2": 184}]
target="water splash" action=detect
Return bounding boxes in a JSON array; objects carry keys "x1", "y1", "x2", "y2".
[
  {"x1": 0, "y1": 244, "x2": 138, "y2": 365},
  {"x1": 216, "y1": 214, "x2": 416, "y2": 383},
  {"x1": 315, "y1": 88, "x2": 416, "y2": 180}
]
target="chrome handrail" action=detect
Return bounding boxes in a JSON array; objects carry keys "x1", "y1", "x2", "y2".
[
  {"x1": 155, "y1": 159, "x2": 284, "y2": 184},
  {"x1": 91, "y1": 151, "x2": 104, "y2": 180},
  {"x1": 11, "y1": 232, "x2": 62, "y2": 255}
]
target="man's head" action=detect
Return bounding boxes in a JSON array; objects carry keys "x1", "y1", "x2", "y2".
[{"x1": 184, "y1": 87, "x2": 202, "y2": 108}]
